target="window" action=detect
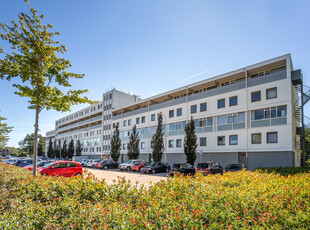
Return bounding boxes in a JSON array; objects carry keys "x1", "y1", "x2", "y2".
[
  {"x1": 229, "y1": 135, "x2": 238, "y2": 145},
  {"x1": 267, "y1": 132, "x2": 278, "y2": 143},
  {"x1": 191, "y1": 105, "x2": 197, "y2": 114},
  {"x1": 200, "y1": 137, "x2": 207, "y2": 146},
  {"x1": 169, "y1": 110, "x2": 174, "y2": 118},
  {"x1": 123, "y1": 120, "x2": 127, "y2": 127},
  {"x1": 266, "y1": 87, "x2": 277, "y2": 99},
  {"x1": 142, "y1": 116, "x2": 146, "y2": 123},
  {"x1": 123, "y1": 143, "x2": 127, "y2": 150},
  {"x1": 251, "y1": 106, "x2": 287, "y2": 120},
  {"x1": 229, "y1": 96, "x2": 238, "y2": 106},
  {"x1": 136, "y1": 117, "x2": 140, "y2": 124},
  {"x1": 218, "y1": 99, "x2": 225, "y2": 108},
  {"x1": 217, "y1": 112, "x2": 245, "y2": 125},
  {"x1": 251, "y1": 91, "x2": 261, "y2": 102},
  {"x1": 151, "y1": 114, "x2": 155, "y2": 121},
  {"x1": 141, "y1": 142, "x2": 145, "y2": 149},
  {"x1": 128, "y1": 119, "x2": 132, "y2": 126},
  {"x1": 217, "y1": 136, "x2": 225, "y2": 145},
  {"x1": 200, "y1": 103, "x2": 207, "y2": 112},
  {"x1": 177, "y1": 108, "x2": 182, "y2": 116},
  {"x1": 176, "y1": 139, "x2": 182, "y2": 147},
  {"x1": 195, "y1": 117, "x2": 213, "y2": 127},
  {"x1": 168, "y1": 140, "x2": 174, "y2": 148},
  {"x1": 251, "y1": 133, "x2": 261, "y2": 144}
]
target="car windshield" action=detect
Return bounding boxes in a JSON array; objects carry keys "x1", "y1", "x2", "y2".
[
  {"x1": 227, "y1": 164, "x2": 242, "y2": 170},
  {"x1": 196, "y1": 163, "x2": 210, "y2": 169},
  {"x1": 41, "y1": 162, "x2": 55, "y2": 168},
  {"x1": 149, "y1": 162, "x2": 157, "y2": 167},
  {"x1": 172, "y1": 164, "x2": 181, "y2": 169}
]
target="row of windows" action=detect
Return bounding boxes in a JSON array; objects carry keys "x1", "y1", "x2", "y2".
[
  {"x1": 103, "y1": 93, "x2": 113, "y2": 101},
  {"x1": 103, "y1": 114, "x2": 112, "y2": 121},
  {"x1": 251, "y1": 87, "x2": 277, "y2": 102},
  {"x1": 251, "y1": 105, "x2": 286, "y2": 120},
  {"x1": 252, "y1": 132, "x2": 278, "y2": 144},
  {"x1": 217, "y1": 96, "x2": 238, "y2": 109}
]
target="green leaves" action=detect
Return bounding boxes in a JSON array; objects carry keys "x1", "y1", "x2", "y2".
[
  {"x1": 111, "y1": 126, "x2": 122, "y2": 162},
  {"x1": 184, "y1": 117, "x2": 198, "y2": 165},
  {"x1": 151, "y1": 114, "x2": 164, "y2": 162},
  {"x1": 0, "y1": 115, "x2": 13, "y2": 149},
  {"x1": 127, "y1": 125, "x2": 140, "y2": 160}
]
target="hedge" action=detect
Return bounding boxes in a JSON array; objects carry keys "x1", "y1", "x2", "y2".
[{"x1": 0, "y1": 163, "x2": 309, "y2": 229}]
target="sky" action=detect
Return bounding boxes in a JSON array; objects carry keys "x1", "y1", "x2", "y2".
[{"x1": 1, "y1": 0, "x2": 310, "y2": 148}]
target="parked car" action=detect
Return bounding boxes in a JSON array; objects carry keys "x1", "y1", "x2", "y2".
[
  {"x1": 195, "y1": 161, "x2": 224, "y2": 175},
  {"x1": 3, "y1": 158, "x2": 19, "y2": 165},
  {"x1": 90, "y1": 159, "x2": 101, "y2": 168},
  {"x1": 85, "y1": 160, "x2": 96, "y2": 167},
  {"x1": 118, "y1": 160, "x2": 145, "y2": 171},
  {"x1": 97, "y1": 160, "x2": 119, "y2": 169},
  {"x1": 23, "y1": 161, "x2": 51, "y2": 170},
  {"x1": 38, "y1": 161, "x2": 82, "y2": 177},
  {"x1": 169, "y1": 163, "x2": 195, "y2": 177},
  {"x1": 13, "y1": 158, "x2": 34, "y2": 167},
  {"x1": 131, "y1": 162, "x2": 149, "y2": 172},
  {"x1": 224, "y1": 163, "x2": 246, "y2": 172},
  {"x1": 140, "y1": 162, "x2": 171, "y2": 174},
  {"x1": 80, "y1": 159, "x2": 89, "y2": 166}
]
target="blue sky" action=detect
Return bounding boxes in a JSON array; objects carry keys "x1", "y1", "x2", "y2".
[{"x1": 1, "y1": 0, "x2": 310, "y2": 147}]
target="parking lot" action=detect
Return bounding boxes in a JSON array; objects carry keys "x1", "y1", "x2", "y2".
[{"x1": 85, "y1": 168, "x2": 168, "y2": 187}]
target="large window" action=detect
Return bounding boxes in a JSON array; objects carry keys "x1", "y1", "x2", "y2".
[
  {"x1": 200, "y1": 103, "x2": 207, "y2": 112},
  {"x1": 229, "y1": 135, "x2": 238, "y2": 145},
  {"x1": 176, "y1": 139, "x2": 182, "y2": 147},
  {"x1": 251, "y1": 91, "x2": 261, "y2": 102},
  {"x1": 151, "y1": 114, "x2": 155, "y2": 121},
  {"x1": 191, "y1": 105, "x2": 197, "y2": 114},
  {"x1": 217, "y1": 112, "x2": 245, "y2": 125},
  {"x1": 195, "y1": 117, "x2": 213, "y2": 127},
  {"x1": 217, "y1": 136, "x2": 225, "y2": 145},
  {"x1": 229, "y1": 96, "x2": 238, "y2": 106},
  {"x1": 218, "y1": 99, "x2": 225, "y2": 108},
  {"x1": 251, "y1": 105, "x2": 287, "y2": 120},
  {"x1": 266, "y1": 87, "x2": 277, "y2": 99},
  {"x1": 267, "y1": 132, "x2": 278, "y2": 143},
  {"x1": 251, "y1": 133, "x2": 261, "y2": 144},
  {"x1": 169, "y1": 122, "x2": 186, "y2": 131},
  {"x1": 177, "y1": 108, "x2": 182, "y2": 116},
  {"x1": 169, "y1": 110, "x2": 174, "y2": 118},
  {"x1": 200, "y1": 137, "x2": 207, "y2": 146}
]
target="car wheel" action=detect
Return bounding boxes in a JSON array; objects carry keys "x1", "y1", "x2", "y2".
[
  {"x1": 104, "y1": 166, "x2": 108, "y2": 170},
  {"x1": 126, "y1": 166, "x2": 131, "y2": 171},
  {"x1": 152, "y1": 169, "x2": 155, "y2": 174},
  {"x1": 75, "y1": 172, "x2": 82, "y2": 177}
]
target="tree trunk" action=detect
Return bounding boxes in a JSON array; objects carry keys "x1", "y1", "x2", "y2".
[{"x1": 33, "y1": 107, "x2": 39, "y2": 176}]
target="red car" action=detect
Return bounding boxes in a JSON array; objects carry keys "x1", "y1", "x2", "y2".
[
  {"x1": 24, "y1": 161, "x2": 51, "y2": 171},
  {"x1": 131, "y1": 162, "x2": 149, "y2": 172},
  {"x1": 38, "y1": 161, "x2": 83, "y2": 177}
]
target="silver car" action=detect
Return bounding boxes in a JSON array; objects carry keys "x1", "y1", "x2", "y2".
[{"x1": 118, "y1": 159, "x2": 145, "y2": 171}]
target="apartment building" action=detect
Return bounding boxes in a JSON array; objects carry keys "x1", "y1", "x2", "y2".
[
  {"x1": 112, "y1": 54, "x2": 302, "y2": 169},
  {"x1": 45, "y1": 89, "x2": 139, "y2": 158}
]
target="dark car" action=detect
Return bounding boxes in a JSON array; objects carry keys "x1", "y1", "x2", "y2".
[
  {"x1": 13, "y1": 158, "x2": 34, "y2": 167},
  {"x1": 97, "y1": 160, "x2": 119, "y2": 169},
  {"x1": 169, "y1": 163, "x2": 195, "y2": 177},
  {"x1": 140, "y1": 162, "x2": 170, "y2": 174},
  {"x1": 224, "y1": 163, "x2": 246, "y2": 172},
  {"x1": 195, "y1": 161, "x2": 224, "y2": 175}
]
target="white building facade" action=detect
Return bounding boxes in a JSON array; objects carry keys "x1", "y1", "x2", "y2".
[{"x1": 112, "y1": 54, "x2": 301, "y2": 169}]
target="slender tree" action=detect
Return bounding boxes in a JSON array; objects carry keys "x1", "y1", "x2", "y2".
[
  {"x1": 110, "y1": 126, "x2": 121, "y2": 162},
  {"x1": 184, "y1": 117, "x2": 198, "y2": 166},
  {"x1": 68, "y1": 139, "x2": 75, "y2": 159},
  {"x1": 0, "y1": 1, "x2": 95, "y2": 176},
  {"x1": 151, "y1": 114, "x2": 164, "y2": 162},
  {"x1": 57, "y1": 139, "x2": 62, "y2": 158},
  {"x1": 53, "y1": 139, "x2": 59, "y2": 158},
  {"x1": 0, "y1": 114, "x2": 13, "y2": 149},
  {"x1": 75, "y1": 139, "x2": 82, "y2": 156},
  {"x1": 127, "y1": 125, "x2": 140, "y2": 160},
  {"x1": 47, "y1": 139, "x2": 54, "y2": 158},
  {"x1": 62, "y1": 140, "x2": 68, "y2": 159}
]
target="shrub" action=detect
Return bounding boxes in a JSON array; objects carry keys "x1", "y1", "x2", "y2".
[{"x1": 0, "y1": 163, "x2": 310, "y2": 229}]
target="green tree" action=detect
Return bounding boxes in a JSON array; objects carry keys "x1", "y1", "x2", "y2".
[
  {"x1": 0, "y1": 115, "x2": 13, "y2": 149},
  {"x1": 62, "y1": 140, "x2": 68, "y2": 159},
  {"x1": 127, "y1": 125, "x2": 140, "y2": 160},
  {"x1": 53, "y1": 139, "x2": 59, "y2": 158},
  {"x1": 184, "y1": 117, "x2": 198, "y2": 166},
  {"x1": 151, "y1": 115, "x2": 164, "y2": 162},
  {"x1": 18, "y1": 133, "x2": 45, "y2": 156},
  {"x1": 47, "y1": 139, "x2": 53, "y2": 158},
  {"x1": 0, "y1": 1, "x2": 95, "y2": 176},
  {"x1": 68, "y1": 139, "x2": 75, "y2": 159},
  {"x1": 75, "y1": 139, "x2": 82, "y2": 156},
  {"x1": 110, "y1": 126, "x2": 121, "y2": 162}
]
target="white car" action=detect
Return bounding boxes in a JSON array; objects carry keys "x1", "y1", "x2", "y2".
[
  {"x1": 3, "y1": 158, "x2": 19, "y2": 165},
  {"x1": 118, "y1": 159, "x2": 145, "y2": 171}
]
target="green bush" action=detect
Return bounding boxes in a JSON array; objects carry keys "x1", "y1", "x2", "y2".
[
  {"x1": 256, "y1": 166, "x2": 310, "y2": 176},
  {"x1": 0, "y1": 163, "x2": 310, "y2": 229}
]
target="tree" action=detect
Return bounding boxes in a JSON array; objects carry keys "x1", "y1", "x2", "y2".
[
  {"x1": 0, "y1": 115, "x2": 13, "y2": 149},
  {"x1": 127, "y1": 125, "x2": 140, "y2": 160},
  {"x1": 19, "y1": 133, "x2": 45, "y2": 156},
  {"x1": 110, "y1": 126, "x2": 121, "y2": 162},
  {"x1": 0, "y1": 1, "x2": 95, "y2": 176},
  {"x1": 53, "y1": 139, "x2": 59, "y2": 158},
  {"x1": 47, "y1": 139, "x2": 54, "y2": 158},
  {"x1": 184, "y1": 117, "x2": 198, "y2": 166},
  {"x1": 62, "y1": 140, "x2": 68, "y2": 159},
  {"x1": 68, "y1": 139, "x2": 75, "y2": 159},
  {"x1": 151, "y1": 114, "x2": 164, "y2": 162},
  {"x1": 75, "y1": 139, "x2": 82, "y2": 156}
]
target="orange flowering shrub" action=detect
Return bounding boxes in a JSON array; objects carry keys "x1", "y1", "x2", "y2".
[{"x1": 0, "y1": 162, "x2": 309, "y2": 229}]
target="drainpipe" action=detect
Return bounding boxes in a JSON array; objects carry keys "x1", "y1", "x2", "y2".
[{"x1": 244, "y1": 69, "x2": 249, "y2": 167}]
